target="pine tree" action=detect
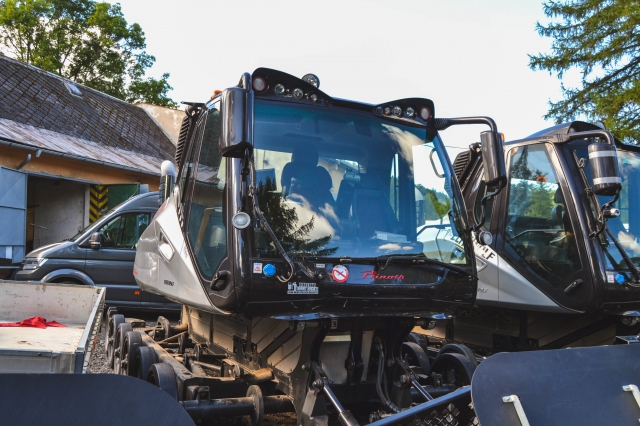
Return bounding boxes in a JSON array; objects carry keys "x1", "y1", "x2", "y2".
[{"x1": 530, "y1": 0, "x2": 640, "y2": 144}]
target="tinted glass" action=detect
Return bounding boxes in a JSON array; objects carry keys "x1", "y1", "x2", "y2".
[
  {"x1": 99, "y1": 213, "x2": 150, "y2": 249},
  {"x1": 505, "y1": 143, "x2": 581, "y2": 283},
  {"x1": 185, "y1": 103, "x2": 227, "y2": 280},
  {"x1": 572, "y1": 144, "x2": 640, "y2": 272},
  {"x1": 251, "y1": 100, "x2": 468, "y2": 264}
]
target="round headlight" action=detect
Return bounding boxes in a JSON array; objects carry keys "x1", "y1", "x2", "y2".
[
  {"x1": 302, "y1": 73, "x2": 320, "y2": 88},
  {"x1": 376, "y1": 106, "x2": 383, "y2": 115},
  {"x1": 393, "y1": 106, "x2": 402, "y2": 117},
  {"x1": 252, "y1": 76, "x2": 267, "y2": 92},
  {"x1": 232, "y1": 212, "x2": 251, "y2": 229},
  {"x1": 383, "y1": 107, "x2": 391, "y2": 115},
  {"x1": 292, "y1": 88, "x2": 304, "y2": 100},
  {"x1": 405, "y1": 107, "x2": 415, "y2": 118},
  {"x1": 274, "y1": 84, "x2": 286, "y2": 95},
  {"x1": 420, "y1": 107, "x2": 432, "y2": 121},
  {"x1": 309, "y1": 93, "x2": 318, "y2": 102}
]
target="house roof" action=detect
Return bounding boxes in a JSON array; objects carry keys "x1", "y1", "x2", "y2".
[{"x1": 0, "y1": 55, "x2": 176, "y2": 175}]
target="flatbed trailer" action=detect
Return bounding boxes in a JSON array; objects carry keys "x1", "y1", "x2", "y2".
[{"x1": 0, "y1": 280, "x2": 105, "y2": 373}]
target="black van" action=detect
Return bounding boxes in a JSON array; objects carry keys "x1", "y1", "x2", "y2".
[{"x1": 15, "y1": 191, "x2": 177, "y2": 310}]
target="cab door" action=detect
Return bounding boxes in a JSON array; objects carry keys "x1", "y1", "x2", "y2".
[
  {"x1": 85, "y1": 212, "x2": 151, "y2": 306},
  {"x1": 496, "y1": 142, "x2": 594, "y2": 311}
]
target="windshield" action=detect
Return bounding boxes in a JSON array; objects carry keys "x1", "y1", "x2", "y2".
[
  {"x1": 251, "y1": 100, "x2": 469, "y2": 265},
  {"x1": 572, "y1": 143, "x2": 640, "y2": 271}
]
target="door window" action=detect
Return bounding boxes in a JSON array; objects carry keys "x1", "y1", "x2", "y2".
[
  {"x1": 99, "y1": 213, "x2": 151, "y2": 249},
  {"x1": 185, "y1": 103, "x2": 227, "y2": 280},
  {"x1": 504, "y1": 144, "x2": 581, "y2": 284}
]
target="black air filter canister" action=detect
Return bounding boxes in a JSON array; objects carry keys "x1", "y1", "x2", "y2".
[{"x1": 588, "y1": 143, "x2": 622, "y2": 196}]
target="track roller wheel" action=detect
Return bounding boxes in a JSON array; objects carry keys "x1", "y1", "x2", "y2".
[
  {"x1": 113, "y1": 322, "x2": 132, "y2": 374},
  {"x1": 246, "y1": 385, "x2": 264, "y2": 426},
  {"x1": 131, "y1": 346, "x2": 156, "y2": 379},
  {"x1": 401, "y1": 341, "x2": 430, "y2": 375},
  {"x1": 405, "y1": 332, "x2": 430, "y2": 355},
  {"x1": 430, "y1": 352, "x2": 476, "y2": 387},
  {"x1": 437, "y1": 343, "x2": 478, "y2": 368},
  {"x1": 105, "y1": 314, "x2": 124, "y2": 368},
  {"x1": 121, "y1": 331, "x2": 143, "y2": 376},
  {"x1": 155, "y1": 316, "x2": 172, "y2": 341},
  {"x1": 147, "y1": 363, "x2": 178, "y2": 400}
]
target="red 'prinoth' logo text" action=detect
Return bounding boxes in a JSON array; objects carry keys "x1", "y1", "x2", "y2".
[{"x1": 361, "y1": 270, "x2": 405, "y2": 280}]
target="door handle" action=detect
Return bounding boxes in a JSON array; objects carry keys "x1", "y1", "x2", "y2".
[{"x1": 158, "y1": 231, "x2": 174, "y2": 261}]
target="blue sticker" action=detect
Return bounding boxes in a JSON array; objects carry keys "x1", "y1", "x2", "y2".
[
  {"x1": 616, "y1": 274, "x2": 626, "y2": 284},
  {"x1": 263, "y1": 264, "x2": 276, "y2": 277}
]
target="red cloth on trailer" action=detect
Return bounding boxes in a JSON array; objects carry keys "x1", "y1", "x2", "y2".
[{"x1": 0, "y1": 316, "x2": 66, "y2": 328}]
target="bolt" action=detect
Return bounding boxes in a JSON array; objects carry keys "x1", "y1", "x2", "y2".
[{"x1": 301, "y1": 363, "x2": 309, "y2": 371}]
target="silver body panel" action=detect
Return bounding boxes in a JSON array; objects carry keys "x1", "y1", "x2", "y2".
[
  {"x1": 134, "y1": 190, "x2": 225, "y2": 314},
  {"x1": 473, "y1": 236, "x2": 570, "y2": 313}
]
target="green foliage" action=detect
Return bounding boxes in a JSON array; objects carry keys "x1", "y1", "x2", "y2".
[
  {"x1": 416, "y1": 184, "x2": 451, "y2": 220},
  {"x1": 256, "y1": 177, "x2": 337, "y2": 257},
  {"x1": 0, "y1": 0, "x2": 177, "y2": 107},
  {"x1": 529, "y1": 0, "x2": 640, "y2": 144}
]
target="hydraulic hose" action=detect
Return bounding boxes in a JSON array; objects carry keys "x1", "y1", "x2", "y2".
[{"x1": 375, "y1": 340, "x2": 400, "y2": 414}]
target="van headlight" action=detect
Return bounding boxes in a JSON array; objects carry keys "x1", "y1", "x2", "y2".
[{"x1": 23, "y1": 258, "x2": 47, "y2": 270}]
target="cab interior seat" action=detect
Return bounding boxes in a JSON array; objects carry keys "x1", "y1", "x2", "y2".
[
  {"x1": 281, "y1": 144, "x2": 335, "y2": 210},
  {"x1": 352, "y1": 173, "x2": 402, "y2": 239}
]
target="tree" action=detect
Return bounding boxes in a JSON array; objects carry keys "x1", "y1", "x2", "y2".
[
  {"x1": 0, "y1": 0, "x2": 177, "y2": 107},
  {"x1": 529, "y1": 0, "x2": 640, "y2": 144},
  {"x1": 257, "y1": 177, "x2": 337, "y2": 257}
]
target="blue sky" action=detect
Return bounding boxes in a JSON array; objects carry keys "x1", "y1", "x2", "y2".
[{"x1": 109, "y1": 0, "x2": 581, "y2": 156}]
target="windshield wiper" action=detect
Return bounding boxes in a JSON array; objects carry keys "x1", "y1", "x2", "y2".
[
  {"x1": 246, "y1": 154, "x2": 314, "y2": 283},
  {"x1": 376, "y1": 254, "x2": 476, "y2": 279}
]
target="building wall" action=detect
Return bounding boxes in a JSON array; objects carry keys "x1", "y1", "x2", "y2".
[
  {"x1": 0, "y1": 145, "x2": 160, "y2": 190},
  {"x1": 29, "y1": 177, "x2": 86, "y2": 249}
]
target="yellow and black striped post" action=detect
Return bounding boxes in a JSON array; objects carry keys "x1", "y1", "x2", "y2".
[{"x1": 89, "y1": 185, "x2": 108, "y2": 223}]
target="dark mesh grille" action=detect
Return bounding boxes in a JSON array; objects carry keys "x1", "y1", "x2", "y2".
[
  {"x1": 175, "y1": 114, "x2": 191, "y2": 167},
  {"x1": 453, "y1": 151, "x2": 471, "y2": 182}
]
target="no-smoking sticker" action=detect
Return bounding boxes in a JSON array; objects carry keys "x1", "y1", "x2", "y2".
[{"x1": 332, "y1": 265, "x2": 349, "y2": 283}]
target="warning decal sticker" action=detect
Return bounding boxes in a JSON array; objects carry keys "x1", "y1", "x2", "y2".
[
  {"x1": 331, "y1": 265, "x2": 349, "y2": 283},
  {"x1": 287, "y1": 282, "x2": 319, "y2": 295}
]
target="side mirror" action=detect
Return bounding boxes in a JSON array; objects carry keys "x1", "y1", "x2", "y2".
[
  {"x1": 89, "y1": 232, "x2": 101, "y2": 250},
  {"x1": 588, "y1": 142, "x2": 622, "y2": 196},
  {"x1": 159, "y1": 160, "x2": 175, "y2": 206},
  {"x1": 219, "y1": 84, "x2": 253, "y2": 158},
  {"x1": 480, "y1": 131, "x2": 506, "y2": 185}
]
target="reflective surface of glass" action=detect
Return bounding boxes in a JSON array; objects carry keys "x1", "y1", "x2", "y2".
[{"x1": 251, "y1": 100, "x2": 468, "y2": 265}]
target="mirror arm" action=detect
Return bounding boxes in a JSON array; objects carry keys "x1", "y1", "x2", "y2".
[
  {"x1": 433, "y1": 117, "x2": 497, "y2": 132},
  {"x1": 466, "y1": 178, "x2": 506, "y2": 234},
  {"x1": 558, "y1": 129, "x2": 615, "y2": 145}
]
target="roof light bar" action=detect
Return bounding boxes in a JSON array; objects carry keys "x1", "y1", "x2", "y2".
[
  {"x1": 252, "y1": 76, "x2": 267, "y2": 92},
  {"x1": 302, "y1": 73, "x2": 320, "y2": 88}
]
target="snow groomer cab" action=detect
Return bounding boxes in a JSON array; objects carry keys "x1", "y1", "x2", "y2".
[{"x1": 132, "y1": 68, "x2": 506, "y2": 424}]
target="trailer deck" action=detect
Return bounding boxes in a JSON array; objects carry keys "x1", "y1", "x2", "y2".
[{"x1": 0, "y1": 280, "x2": 105, "y2": 373}]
